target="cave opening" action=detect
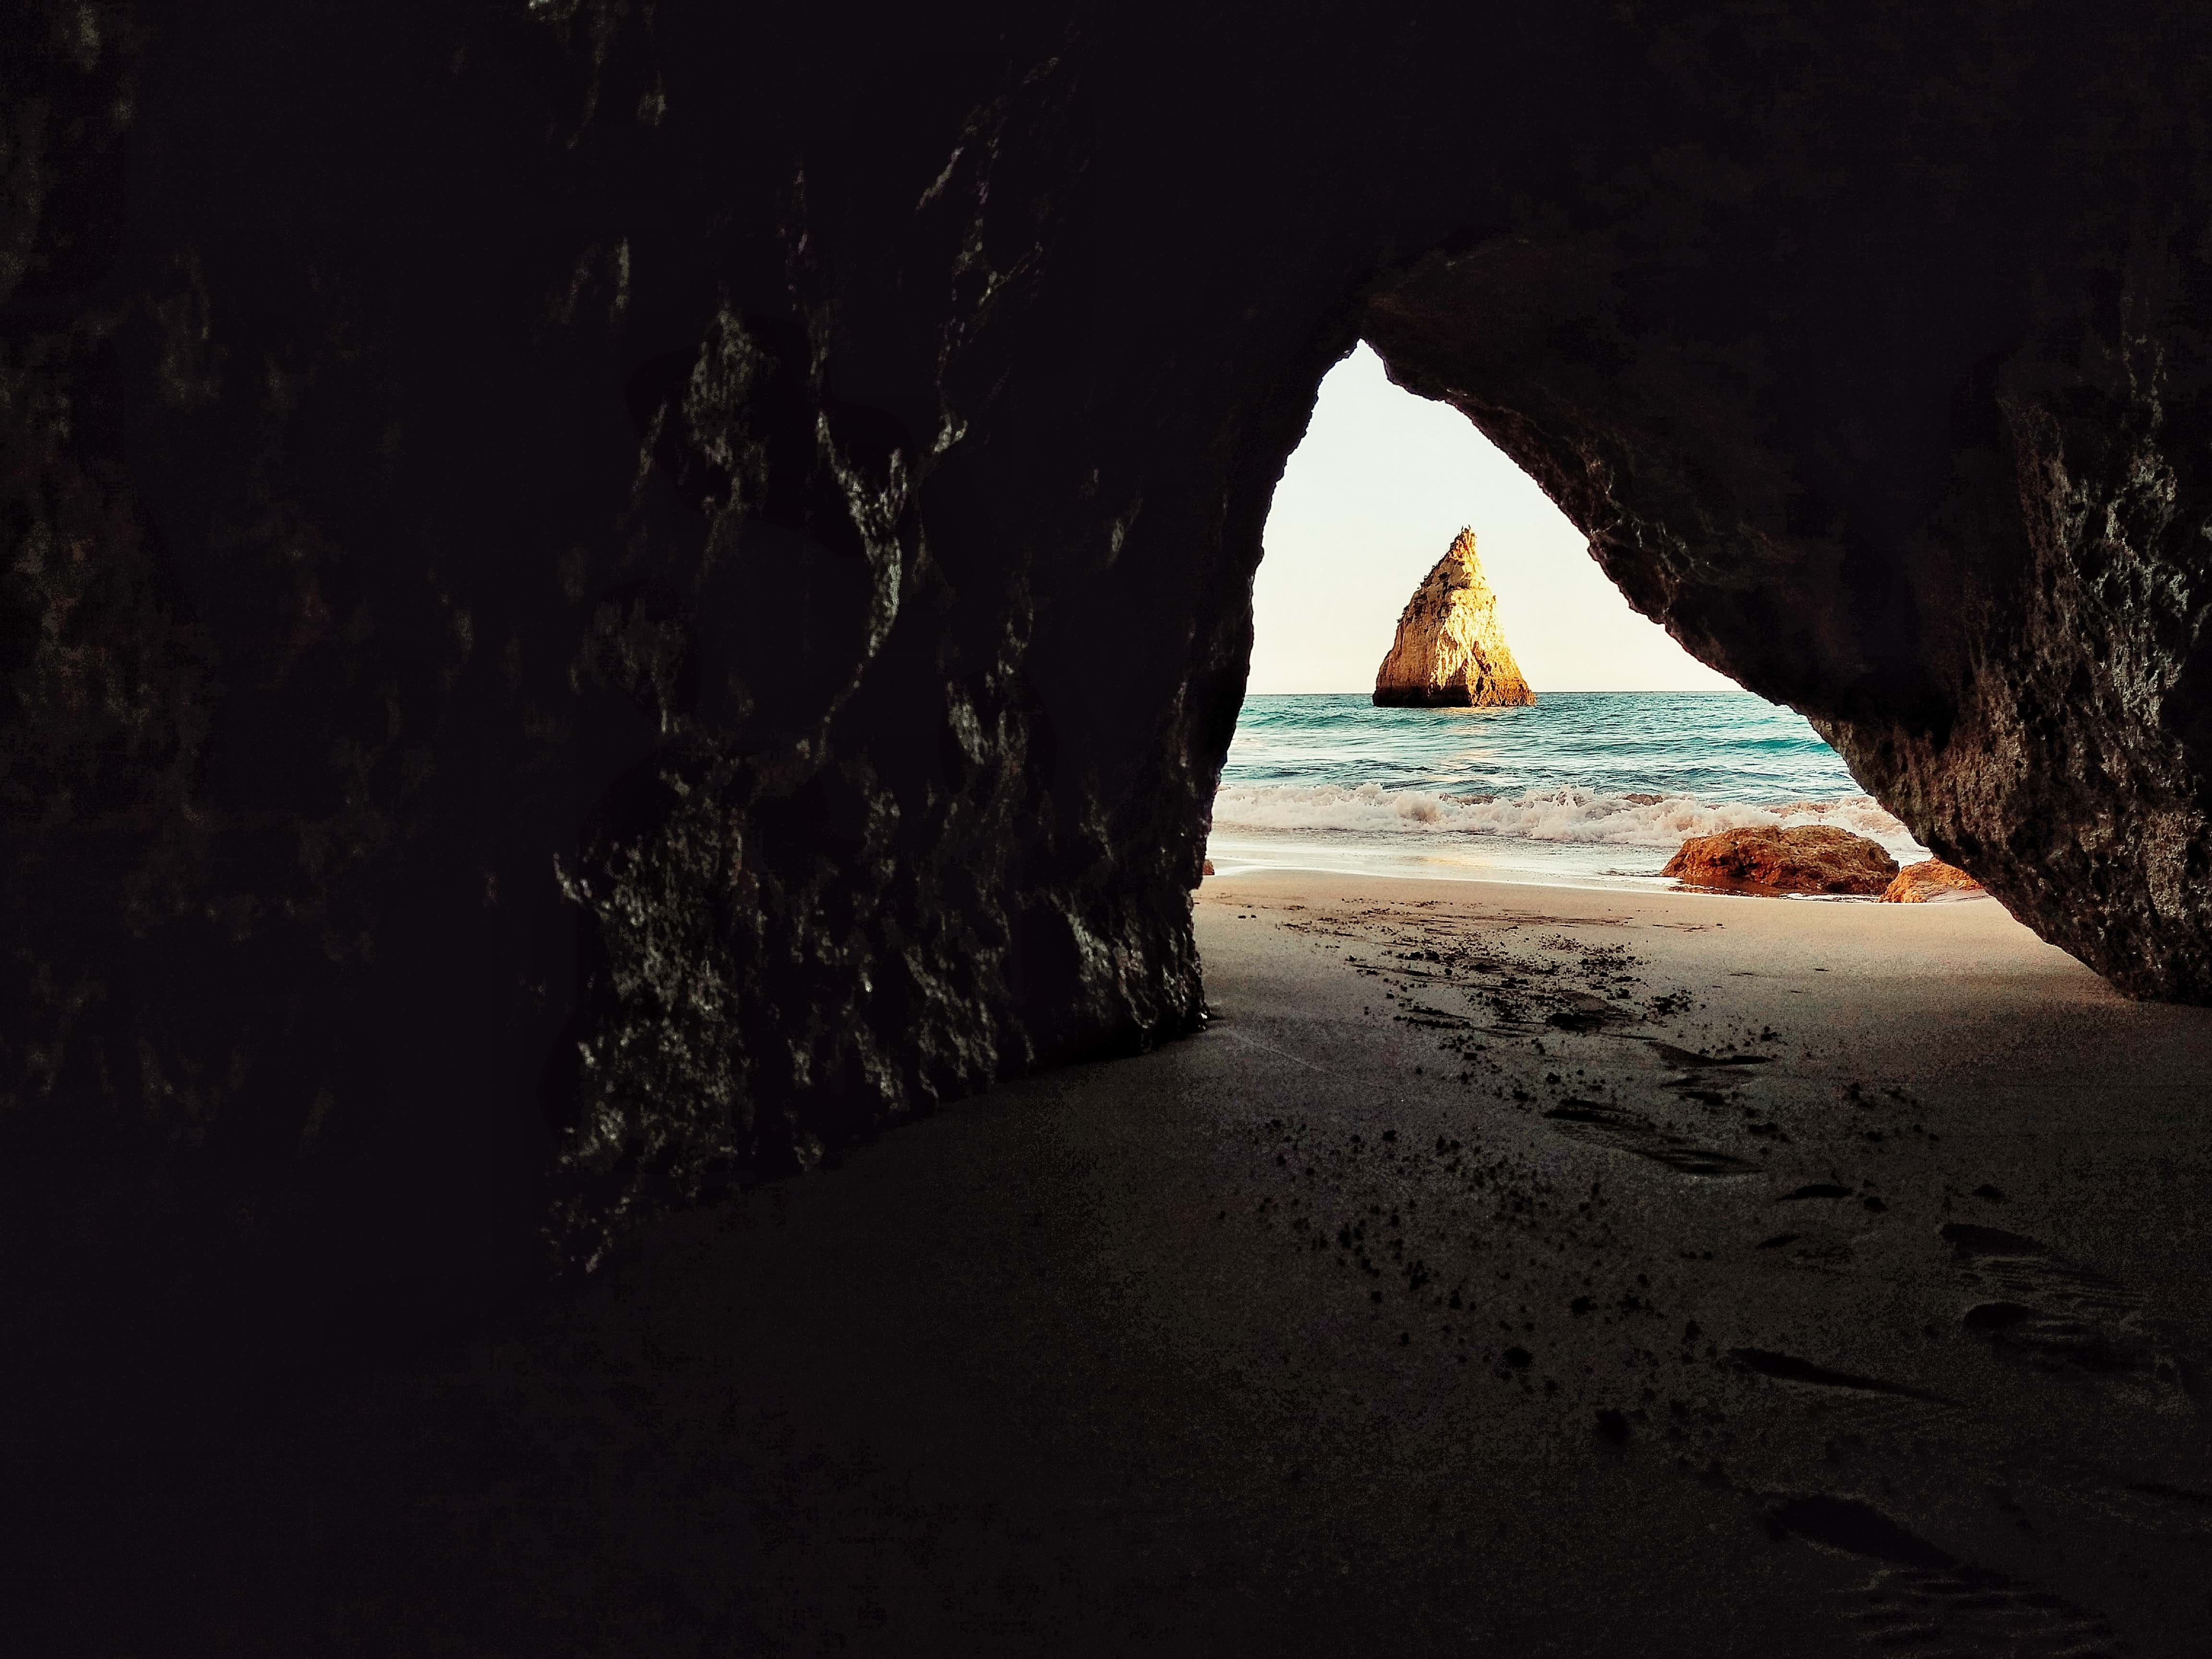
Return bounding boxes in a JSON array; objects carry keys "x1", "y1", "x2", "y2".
[{"x1": 1210, "y1": 344, "x2": 1929, "y2": 891}]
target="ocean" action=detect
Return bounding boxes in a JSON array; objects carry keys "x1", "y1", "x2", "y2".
[{"x1": 1205, "y1": 691, "x2": 1927, "y2": 891}]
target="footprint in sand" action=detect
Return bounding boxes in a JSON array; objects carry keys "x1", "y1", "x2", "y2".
[
  {"x1": 1728, "y1": 1348, "x2": 1950, "y2": 1403},
  {"x1": 1942, "y1": 1222, "x2": 2187, "y2": 1391},
  {"x1": 1765, "y1": 1494, "x2": 2130, "y2": 1657},
  {"x1": 1541, "y1": 1101, "x2": 1756, "y2": 1176},
  {"x1": 1669, "y1": 1278, "x2": 2208, "y2": 1645}
]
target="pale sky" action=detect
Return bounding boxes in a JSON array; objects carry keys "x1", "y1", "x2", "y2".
[{"x1": 1249, "y1": 344, "x2": 1741, "y2": 694}]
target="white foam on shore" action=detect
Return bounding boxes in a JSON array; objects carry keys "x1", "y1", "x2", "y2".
[{"x1": 1210, "y1": 782, "x2": 1919, "y2": 854}]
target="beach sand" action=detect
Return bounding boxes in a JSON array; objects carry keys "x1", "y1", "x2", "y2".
[{"x1": 66, "y1": 872, "x2": 2212, "y2": 1653}]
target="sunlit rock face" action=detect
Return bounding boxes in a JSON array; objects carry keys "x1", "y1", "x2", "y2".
[
  {"x1": 1373, "y1": 529, "x2": 1534, "y2": 708},
  {"x1": 7, "y1": 0, "x2": 2212, "y2": 1295}
]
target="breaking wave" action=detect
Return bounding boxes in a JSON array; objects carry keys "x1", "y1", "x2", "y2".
[{"x1": 1211, "y1": 782, "x2": 1916, "y2": 852}]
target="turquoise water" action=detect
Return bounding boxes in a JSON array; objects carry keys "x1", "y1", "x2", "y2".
[{"x1": 1207, "y1": 692, "x2": 1925, "y2": 890}]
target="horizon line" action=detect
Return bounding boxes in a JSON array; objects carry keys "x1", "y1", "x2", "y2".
[{"x1": 1241, "y1": 686, "x2": 1761, "y2": 697}]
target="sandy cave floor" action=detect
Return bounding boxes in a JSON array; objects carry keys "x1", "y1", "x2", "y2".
[{"x1": 78, "y1": 873, "x2": 2212, "y2": 1655}]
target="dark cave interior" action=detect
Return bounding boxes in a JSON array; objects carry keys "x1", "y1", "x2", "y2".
[{"x1": 6, "y1": 2, "x2": 2212, "y2": 1651}]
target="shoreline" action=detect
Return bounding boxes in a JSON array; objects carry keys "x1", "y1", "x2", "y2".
[
  {"x1": 1204, "y1": 850, "x2": 1995, "y2": 905},
  {"x1": 1214, "y1": 692, "x2": 1929, "y2": 890}
]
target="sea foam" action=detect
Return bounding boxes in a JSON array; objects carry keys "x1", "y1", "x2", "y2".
[{"x1": 1210, "y1": 782, "x2": 1915, "y2": 852}]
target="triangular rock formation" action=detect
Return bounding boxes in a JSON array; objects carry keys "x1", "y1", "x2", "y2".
[{"x1": 1372, "y1": 528, "x2": 1536, "y2": 707}]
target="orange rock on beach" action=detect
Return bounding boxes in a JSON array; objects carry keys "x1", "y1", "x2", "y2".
[
  {"x1": 1881, "y1": 858, "x2": 1983, "y2": 902},
  {"x1": 1661, "y1": 825, "x2": 1898, "y2": 896}
]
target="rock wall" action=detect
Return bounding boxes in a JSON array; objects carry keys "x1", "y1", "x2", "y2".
[
  {"x1": 1374, "y1": 528, "x2": 1535, "y2": 707},
  {"x1": 8, "y1": 0, "x2": 2212, "y2": 1326}
]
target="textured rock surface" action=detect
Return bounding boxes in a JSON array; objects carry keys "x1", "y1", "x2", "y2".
[
  {"x1": 1663, "y1": 828, "x2": 1899, "y2": 897},
  {"x1": 1883, "y1": 859, "x2": 1985, "y2": 903},
  {"x1": 1373, "y1": 528, "x2": 1534, "y2": 707},
  {"x1": 8, "y1": 0, "x2": 2212, "y2": 1324}
]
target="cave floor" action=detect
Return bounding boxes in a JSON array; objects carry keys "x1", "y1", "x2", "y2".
[{"x1": 73, "y1": 874, "x2": 2212, "y2": 1655}]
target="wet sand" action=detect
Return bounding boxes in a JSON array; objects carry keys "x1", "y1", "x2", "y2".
[{"x1": 66, "y1": 872, "x2": 2212, "y2": 1654}]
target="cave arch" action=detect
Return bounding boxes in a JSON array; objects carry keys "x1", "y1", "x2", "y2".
[{"x1": 7, "y1": 0, "x2": 2212, "y2": 1282}]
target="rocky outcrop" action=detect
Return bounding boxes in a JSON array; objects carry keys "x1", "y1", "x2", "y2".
[
  {"x1": 1662, "y1": 828, "x2": 1900, "y2": 896},
  {"x1": 1882, "y1": 860, "x2": 1985, "y2": 903},
  {"x1": 1373, "y1": 529, "x2": 1535, "y2": 708}
]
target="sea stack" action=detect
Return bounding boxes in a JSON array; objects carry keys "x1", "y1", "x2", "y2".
[{"x1": 1373, "y1": 528, "x2": 1536, "y2": 707}]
